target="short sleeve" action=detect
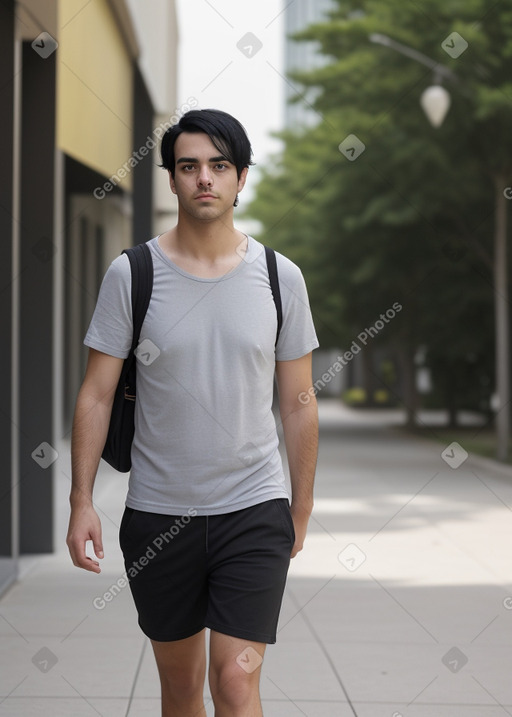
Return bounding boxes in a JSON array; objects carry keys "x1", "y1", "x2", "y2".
[
  {"x1": 274, "y1": 253, "x2": 319, "y2": 361},
  {"x1": 83, "y1": 254, "x2": 133, "y2": 359}
]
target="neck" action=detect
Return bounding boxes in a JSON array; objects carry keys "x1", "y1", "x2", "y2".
[{"x1": 173, "y1": 210, "x2": 243, "y2": 260}]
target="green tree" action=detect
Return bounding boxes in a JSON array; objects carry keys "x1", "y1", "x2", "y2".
[{"x1": 248, "y1": 0, "x2": 509, "y2": 433}]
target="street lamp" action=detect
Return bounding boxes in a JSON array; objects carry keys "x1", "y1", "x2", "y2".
[
  {"x1": 420, "y1": 85, "x2": 451, "y2": 127},
  {"x1": 369, "y1": 32, "x2": 510, "y2": 460},
  {"x1": 369, "y1": 33, "x2": 458, "y2": 128}
]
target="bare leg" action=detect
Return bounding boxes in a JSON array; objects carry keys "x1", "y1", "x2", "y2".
[
  {"x1": 151, "y1": 629, "x2": 207, "y2": 717},
  {"x1": 208, "y1": 631, "x2": 266, "y2": 716}
]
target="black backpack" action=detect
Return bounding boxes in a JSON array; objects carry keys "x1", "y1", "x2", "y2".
[{"x1": 101, "y1": 242, "x2": 283, "y2": 472}]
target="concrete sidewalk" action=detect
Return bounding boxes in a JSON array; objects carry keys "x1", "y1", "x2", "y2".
[{"x1": 2, "y1": 400, "x2": 512, "y2": 716}]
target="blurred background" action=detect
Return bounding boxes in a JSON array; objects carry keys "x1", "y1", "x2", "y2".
[{"x1": 0, "y1": 0, "x2": 510, "y2": 596}]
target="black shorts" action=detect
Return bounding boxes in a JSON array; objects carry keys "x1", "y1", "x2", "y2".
[{"x1": 119, "y1": 498, "x2": 295, "y2": 644}]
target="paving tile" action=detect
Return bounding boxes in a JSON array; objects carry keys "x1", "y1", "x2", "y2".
[
  {"x1": 126, "y1": 698, "x2": 163, "y2": 716},
  {"x1": 275, "y1": 590, "x2": 318, "y2": 643},
  {"x1": 0, "y1": 698, "x2": 128, "y2": 716},
  {"x1": 324, "y1": 640, "x2": 512, "y2": 706},
  {"x1": 128, "y1": 697, "x2": 217, "y2": 715},
  {"x1": 130, "y1": 640, "x2": 161, "y2": 699},
  {"x1": 354, "y1": 703, "x2": 512, "y2": 717},
  {"x1": 0, "y1": 560, "x2": 140, "y2": 639},
  {"x1": 260, "y1": 700, "x2": 354, "y2": 716},
  {"x1": 292, "y1": 579, "x2": 512, "y2": 649},
  {"x1": 0, "y1": 635, "x2": 144, "y2": 699},
  {"x1": 260, "y1": 642, "x2": 347, "y2": 702}
]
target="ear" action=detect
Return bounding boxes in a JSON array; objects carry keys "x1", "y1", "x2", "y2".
[
  {"x1": 168, "y1": 170, "x2": 177, "y2": 195},
  {"x1": 237, "y1": 166, "x2": 248, "y2": 194}
]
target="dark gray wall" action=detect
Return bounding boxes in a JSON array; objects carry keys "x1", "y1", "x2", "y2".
[
  {"x1": 18, "y1": 41, "x2": 56, "y2": 553},
  {"x1": 132, "y1": 64, "x2": 154, "y2": 245},
  {"x1": 0, "y1": 0, "x2": 16, "y2": 589}
]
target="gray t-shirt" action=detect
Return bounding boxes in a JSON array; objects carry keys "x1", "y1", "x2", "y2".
[{"x1": 84, "y1": 235, "x2": 319, "y2": 515}]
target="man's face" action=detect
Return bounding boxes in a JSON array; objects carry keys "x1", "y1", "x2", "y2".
[{"x1": 169, "y1": 132, "x2": 247, "y2": 221}]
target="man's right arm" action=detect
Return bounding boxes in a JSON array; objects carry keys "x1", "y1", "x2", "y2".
[{"x1": 66, "y1": 348, "x2": 124, "y2": 573}]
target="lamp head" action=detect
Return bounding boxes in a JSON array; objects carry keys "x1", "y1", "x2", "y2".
[{"x1": 420, "y1": 85, "x2": 451, "y2": 127}]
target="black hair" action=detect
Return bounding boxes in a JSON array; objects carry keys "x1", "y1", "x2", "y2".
[{"x1": 160, "y1": 108, "x2": 254, "y2": 180}]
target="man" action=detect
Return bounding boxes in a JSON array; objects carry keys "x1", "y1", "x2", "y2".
[{"x1": 67, "y1": 109, "x2": 319, "y2": 716}]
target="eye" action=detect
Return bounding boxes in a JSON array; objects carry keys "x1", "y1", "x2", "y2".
[
  {"x1": 214, "y1": 163, "x2": 228, "y2": 171},
  {"x1": 182, "y1": 164, "x2": 195, "y2": 171}
]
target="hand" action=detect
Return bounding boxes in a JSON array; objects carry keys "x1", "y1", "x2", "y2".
[
  {"x1": 66, "y1": 504, "x2": 104, "y2": 573},
  {"x1": 290, "y1": 505, "x2": 311, "y2": 559}
]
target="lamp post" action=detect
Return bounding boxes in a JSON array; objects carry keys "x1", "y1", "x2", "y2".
[
  {"x1": 370, "y1": 33, "x2": 510, "y2": 460},
  {"x1": 369, "y1": 33, "x2": 458, "y2": 127}
]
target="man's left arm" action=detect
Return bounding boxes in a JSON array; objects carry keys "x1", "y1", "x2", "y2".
[{"x1": 275, "y1": 352, "x2": 318, "y2": 558}]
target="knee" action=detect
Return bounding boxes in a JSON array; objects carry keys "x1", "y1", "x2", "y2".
[
  {"x1": 210, "y1": 661, "x2": 261, "y2": 709},
  {"x1": 159, "y1": 665, "x2": 204, "y2": 701}
]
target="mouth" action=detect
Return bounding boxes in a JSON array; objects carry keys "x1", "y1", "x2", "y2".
[{"x1": 195, "y1": 194, "x2": 217, "y2": 200}]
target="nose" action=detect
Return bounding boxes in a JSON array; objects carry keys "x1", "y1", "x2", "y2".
[{"x1": 197, "y1": 164, "x2": 213, "y2": 187}]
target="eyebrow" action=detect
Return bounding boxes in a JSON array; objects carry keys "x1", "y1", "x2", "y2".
[{"x1": 176, "y1": 156, "x2": 230, "y2": 164}]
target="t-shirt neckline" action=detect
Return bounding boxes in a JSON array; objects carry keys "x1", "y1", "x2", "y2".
[{"x1": 152, "y1": 234, "x2": 254, "y2": 283}]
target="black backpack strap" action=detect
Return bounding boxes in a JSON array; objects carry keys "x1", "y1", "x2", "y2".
[
  {"x1": 264, "y1": 246, "x2": 282, "y2": 348},
  {"x1": 123, "y1": 242, "x2": 154, "y2": 352}
]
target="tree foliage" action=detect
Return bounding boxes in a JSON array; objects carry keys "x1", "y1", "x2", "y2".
[{"x1": 248, "y1": 0, "x2": 511, "y2": 422}]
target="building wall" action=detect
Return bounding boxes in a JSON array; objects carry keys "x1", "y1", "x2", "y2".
[
  {"x1": 18, "y1": 40, "x2": 57, "y2": 554},
  {"x1": 126, "y1": 0, "x2": 178, "y2": 115},
  {"x1": 126, "y1": 0, "x2": 180, "y2": 237},
  {"x1": 284, "y1": 0, "x2": 335, "y2": 129},
  {"x1": 57, "y1": 0, "x2": 133, "y2": 189},
  {"x1": 1, "y1": 0, "x2": 178, "y2": 595},
  {"x1": 0, "y1": 0, "x2": 17, "y2": 595}
]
